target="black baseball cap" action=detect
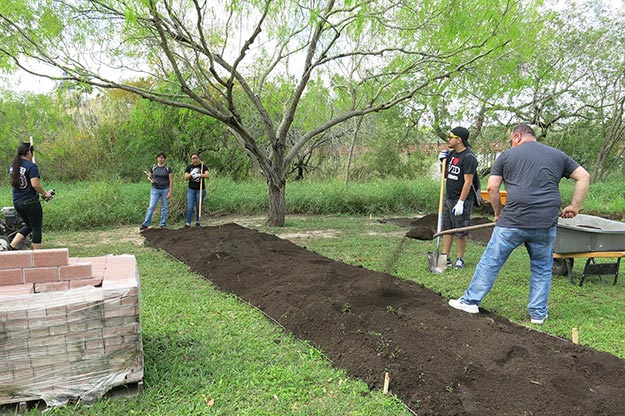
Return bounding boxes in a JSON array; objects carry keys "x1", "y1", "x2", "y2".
[{"x1": 450, "y1": 126, "x2": 470, "y2": 148}]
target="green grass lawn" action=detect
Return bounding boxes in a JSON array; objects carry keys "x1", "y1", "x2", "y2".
[{"x1": 13, "y1": 214, "x2": 625, "y2": 414}]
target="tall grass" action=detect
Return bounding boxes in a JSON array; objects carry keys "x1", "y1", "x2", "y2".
[{"x1": 0, "y1": 178, "x2": 622, "y2": 231}]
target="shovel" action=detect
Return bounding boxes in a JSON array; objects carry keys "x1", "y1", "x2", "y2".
[
  {"x1": 432, "y1": 222, "x2": 496, "y2": 238},
  {"x1": 198, "y1": 161, "x2": 204, "y2": 225},
  {"x1": 428, "y1": 158, "x2": 447, "y2": 273}
]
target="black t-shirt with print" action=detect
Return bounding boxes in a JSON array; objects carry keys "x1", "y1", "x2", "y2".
[
  {"x1": 185, "y1": 163, "x2": 209, "y2": 190},
  {"x1": 445, "y1": 149, "x2": 478, "y2": 202}
]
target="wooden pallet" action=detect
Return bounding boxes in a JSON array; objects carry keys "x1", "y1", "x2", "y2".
[
  {"x1": 105, "y1": 379, "x2": 145, "y2": 399},
  {"x1": 0, "y1": 380, "x2": 144, "y2": 414}
]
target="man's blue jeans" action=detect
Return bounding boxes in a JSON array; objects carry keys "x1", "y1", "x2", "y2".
[
  {"x1": 186, "y1": 188, "x2": 206, "y2": 225},
  {"x1": 143, "y1": 187, "x2": 169, "y2": 227},
  {"x1": 460, "y1": 225, "x2": 557, "y2": 320}
]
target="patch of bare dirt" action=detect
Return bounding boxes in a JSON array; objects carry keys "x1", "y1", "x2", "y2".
[
  {"x1": 143, "y1": 222, "x2": 625, "y2": 415},
  {"x1": 51, "y1": 226, "x2": 145, "y2": 248},
  {"x1": 94, "y1": 226, "x2": 146, "y2": 246},
  {"x1": 275, "y1": 229, "x2": 340, "y2": 240}
]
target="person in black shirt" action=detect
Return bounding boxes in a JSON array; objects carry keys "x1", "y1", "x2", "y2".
[
  {"x1": 184, "y1": 152, "x2": 209, "y2": 227},
  {"x1": 438, "y1": 126, "x2": 478, "y2": 269},
  {"x1": 8, "y1": 142, "x2": 54, "y2": 249}
]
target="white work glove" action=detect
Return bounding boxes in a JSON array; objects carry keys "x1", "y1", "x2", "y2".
[
  {"x1": 452, "y1": 200, "x2": 464, "y2": 216},
  {"x1": 191, "y1": 170, "x2": 200, "y2": 179},
  {"x1": 438, "y1": 150, "x2": 448, "y2": 161}
]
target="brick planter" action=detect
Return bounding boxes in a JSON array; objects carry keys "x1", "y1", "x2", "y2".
[{"x1": 0, "y1": 249, "x2": 144, "y2": 407}]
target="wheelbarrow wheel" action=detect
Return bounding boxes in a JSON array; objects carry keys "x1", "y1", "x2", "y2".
[{"x1": 552, "y1": 257, "x2": 574, "y2": 276}]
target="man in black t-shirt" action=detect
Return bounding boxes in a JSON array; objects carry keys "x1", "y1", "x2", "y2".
[{"x1": 438, "y1": 126, "x2": 478, "y2": 270}]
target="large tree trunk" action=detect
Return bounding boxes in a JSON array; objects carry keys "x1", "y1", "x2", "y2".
[
  {"x1": 344, "y1": 116, "x2": 364, "y2": 188},
  {"x1": 267, "y1": 178, "x2": 286, "y2": 227},
  {"x1": 592, "y1": 121, "x2": 624, "y2": 182}
]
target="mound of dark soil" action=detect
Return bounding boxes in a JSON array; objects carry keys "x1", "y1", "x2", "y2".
[{"x1": 143, "y1": 223, "x2": 625, "y2": 415}]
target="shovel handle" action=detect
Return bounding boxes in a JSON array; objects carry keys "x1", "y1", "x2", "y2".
[
  {"x1": 436, "y1": 158, "x2": 446, "y2": 235},
  {"x1": 198, "y1": 162, "x2": 204, "y2": 221},
  {"x1": 433, "y1": 222, "x2": 496, "y2": 238}
]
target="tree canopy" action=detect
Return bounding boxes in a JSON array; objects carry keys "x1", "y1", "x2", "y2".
[{"x1": 1, "y1": 0, "x2": 622, "y2": 224}]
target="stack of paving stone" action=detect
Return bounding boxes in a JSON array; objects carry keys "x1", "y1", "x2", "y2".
[{"x1": 0, "y1": 249, "x2": 143, "y2": 408}]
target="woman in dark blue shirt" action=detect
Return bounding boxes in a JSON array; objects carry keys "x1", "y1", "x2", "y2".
[{"x1": 8, "y1": 142, "x2": 54, "y2": 249}]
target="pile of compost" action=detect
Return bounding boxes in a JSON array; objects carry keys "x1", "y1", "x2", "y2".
[{"x1": 143, "y1": 223, "x2": 625, "y2": 415}]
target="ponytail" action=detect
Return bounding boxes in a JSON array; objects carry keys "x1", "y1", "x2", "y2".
[{"x1": 10, "y1": 142, "x2": 32, "y2": 188}]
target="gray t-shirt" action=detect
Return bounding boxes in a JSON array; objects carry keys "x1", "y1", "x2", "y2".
[
  {"x1": 492, "y1": 141, "x2": 580, "y2": 229},
  {"x1": 150, "y1": 164, "x2": 173, "y2": 190}
]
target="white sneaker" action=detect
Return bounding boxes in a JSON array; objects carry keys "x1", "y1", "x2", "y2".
[
  {"x1": 530, "y1": 315, "x2": 548, "y2": 325},
  {"x1": 448, "y1": 298, "x2": 479, "y2": 314}
]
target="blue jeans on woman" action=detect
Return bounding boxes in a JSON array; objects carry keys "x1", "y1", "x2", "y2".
[
  {"x1": 460, "y1": 225, "x2": 557, "y2": 320},
  {"x1": 142, "y1": 187, "x2": 169, "y2": 227},
  {"x1": 186, "y1": 188, "x2": 206, "y2": 225}
]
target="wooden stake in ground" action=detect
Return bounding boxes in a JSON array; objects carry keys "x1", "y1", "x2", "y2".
[
  {"x1": 198, "y1": 162, "x2": 204, "y2": 224},
  {"x1": 572, "y1": 327, "x2": 579, "y2": 344},
  {"x1": 383, "y1": 372, "x2": 390, "y2": 394}
]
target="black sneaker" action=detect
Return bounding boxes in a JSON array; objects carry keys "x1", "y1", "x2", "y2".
[
  {"x1": 139, "y1": 224, "x2": 149, "y2": 232},
  {"x1": 195, "y1": 223, "x2": 201, "y2": 227},
  {"x1": 454, "y1": 258, "x2": 465, "y2": 269}
]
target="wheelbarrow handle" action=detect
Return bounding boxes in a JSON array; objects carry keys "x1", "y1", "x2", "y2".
[{"x1": 433, "y1": 222, "x2": 496, "y2": 238}]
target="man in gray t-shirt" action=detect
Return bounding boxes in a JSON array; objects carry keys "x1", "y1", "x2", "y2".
[
  {"x1": 140, "y1": 152, "x2": 174, "y2": 231},
  {"x1": 448, "y1": 124, "x2": 590, "y2": 324},
  {"x1": 493, "y1": 141, "x2": 580, "y2": 229}
]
